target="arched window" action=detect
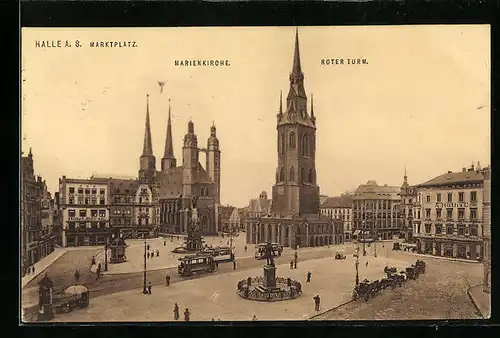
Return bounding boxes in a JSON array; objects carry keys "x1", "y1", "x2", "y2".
[
  {"x1": 280, "y1": 133, "x2": 285, "y2": 155},
  {"x1": 279, "y1": 167, "x2": 285, "y2": 182},
  {"x1": 275, "y1": 172, "x2": 279, "y2": 183},
  {"x1": 308, "y1": 169, "x2": 313, "y2": 183},
  {"x1": 300, "y1": 167, "x2": 305, "y2": 183},
  {"x1": 289, "y1": 132, "x2": 296, "y2": 149},
  {"x1": 289, "y1": 166, "x2": 295, "y2": 182},
  {"x1": 301, "y1": 133, "x2": 309, "y2": 156}
]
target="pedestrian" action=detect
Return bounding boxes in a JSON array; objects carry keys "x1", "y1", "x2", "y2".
[
  {"x1": 147, "y1": 244, "x2": 150, "y2": 251},
  {"x1": 147, "y1": 252, "x2": 150, "y2": 259},
  {"x1": 32, "y1": 266, "x2": 35, "y2": 274},
  {"x1": 74, "y1": 270, "x2": 80, "y2": 283},
  {"x1": 147, "y1": 281, "x2": 152, "y2": 294},
  {"x1": 244, "y1": 245, "x2": 247, "y2": 252},
  {"x1": 227, "y1": 240, "x2": 229, "y2": 246},
  {"x1": 156, "y1": 249, "x2": 159, "y2": 257},
  {"x1": 164, "y1": 241, "x2": 166, "y2": 246},
  {"x1": 173, "y1": 303, "x2": 179, "y2": 320},
  {"x1": 313, "y1": 295, "x2": 321, "y2": 311},
  {"x1": 366, "y1": 261, "x2": 369, "y2": 267},
  {"x1": 184, "y1": 308, "x2": 190, "y2": 322},
  {"x1": 165, "y1": 274, "x2": 170, "y2": 286},
  {"x1": 294, "y1": 261, "x2": 297, "y2": 269},
  {"x1": 306, "y1": 271, "x2": 311, "y2": 283},
  {"x1": 290, "y1": 261, "x2": 294, "y2": 269},
  {"x1": 252, "y1": 314, "x2": 257, "y2": 321},
  {"x1": 91, "y1": 256, "x2": 96, "y2": 266},
  {"x1": 294, "y1": 251, "x2": 298, "y2": 262},
  {"x1": 27, "y1": 267, "x2": 31, "y2": 275},
  {"x1": 215, "y1": 261, "x2": 219, "y2": 268},
  {"x1": 233, "y1": 260, "x2": 236, "y2": 270}
]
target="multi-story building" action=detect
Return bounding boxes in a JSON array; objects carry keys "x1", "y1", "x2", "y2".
[
  {"x1": 107, "y1": 178, "x2": 139, "y2": 239},
  {"x1": 58, "y1": 176, "x2": 110, "y2": 247},
  {"x1": 39, "y1": 180, "x2": 57, "y2": 258},
  {"x1": 246, "y1": 30, "x2": 341, "y2": 248},
  {"x1": 352, "y1": 180, "x2": 403, "y2": 240},
  {"x1": 21, "y1": 149, "x2": 49, "y2": 274},
  {"x1": 482, "y1": 165, "x2": 491, "y2": 292},
  {"x1": 400, "y1": 169, "x2": 418, "y2": 242},
  {"x1": 229, "y1": 207, "x2": 241, "y2": 232},
  {"x1": 413, "y1": 164, "x2": 485, "y2": 260},
  {"x1": 320, "y1": 194, "x2": 354, "y2": 241}
]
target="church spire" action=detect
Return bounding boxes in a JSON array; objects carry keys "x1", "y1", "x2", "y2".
[
  {"x1": 163, "y1": 99, "x2": 174, "y2": 158},
  {"x1": 311, "y1": 93, "x2": 315, "y2": 124},
  {"x1": 292, "y1": 27, "x2": 302, "y2": 77},
  {"x1": 142, "y1": 94, "x2": 154, "y2": 156},
  {"x1": 279, "y1": 90, "x2": 283, "y2": 114}
]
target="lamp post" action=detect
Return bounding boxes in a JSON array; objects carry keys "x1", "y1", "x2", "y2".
[
  {"x1": 374, "y1": 228, "x2": 377, "y2": 258},
  {"x1": 354, "y1": 248, "x2": 359, "y2": 286},
  {"x1": 142, "y1": 237, "x2": 148, "y2": 294},
  {"x1": 362, "y1": 220, "x2": 366, "y2": 256},
  {"x1": 104, "y1": 229, "x2": 110, "y2": 272}
]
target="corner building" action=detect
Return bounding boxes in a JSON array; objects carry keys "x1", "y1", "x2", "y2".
[
  {"x1": 246, "y1": 30, "x2": 341, "y2": 248},
  {"x1": 413, "y1": 164, "x2": 485, "y2": 260}
]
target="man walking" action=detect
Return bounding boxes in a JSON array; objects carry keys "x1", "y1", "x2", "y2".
[
  {"x1": 306, "y1": 271, "x2": 311, "y2": 283},
  {"x1": 184, "y1": 308, "x2": 191, "y2": 322},
  {"x1": 366, "y1": 261, "x2": 369, "y2": 267},
  {"x1": 233, "y1": 260, "x2": 237, "y2": 270},
  {"x1": 74, "y1": 270, "x2": 80, "y2": 283},
  {"x1": 147, "y1": 281, "x2": 152, "y2": 295},
  {"x1": 290, "y1": 261, "x2": 294, "y2": 269},
  {"x1": 165, "y1": 274, "x2": 171, "y2": 286},
  {"x1": 173, "y1": 303, "x2": 179, "y2": 320}
]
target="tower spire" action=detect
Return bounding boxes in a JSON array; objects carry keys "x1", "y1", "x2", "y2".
[
  {"x1": 292, "y1": 27, "x2": 302, "y2": 76},
  {"x1": 163, "y1": 99, "x2": 174, "y2": 158},
  {"x1": 142, "y1": 94, "x2": 154, "y2": 156},
  {"x1": 279, "y1": 90, "x2": 283, "y2": 114}
]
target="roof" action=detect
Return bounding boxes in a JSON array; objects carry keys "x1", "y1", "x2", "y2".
[
  {"x1": 248, "y1": 198, "x2": 271, "y2": 213},
  {"x1": 320, "y1": 195, "x2": 353, "y2": 209},
  {"x1": 218, "y1": 205, "x2": 235, "y2": 218},
  {"x1": 108, "y1": 178, "x2": 140, "y2": 195},
  {"x1": 155, "y1": 167, "x2": 183, "y2": 199},
  {"x1": 416, "y1": 169, "x2": 484, "y2": 188},
  {"x1": 353, "y1": 181, "x2": 401, "y2": 200}
]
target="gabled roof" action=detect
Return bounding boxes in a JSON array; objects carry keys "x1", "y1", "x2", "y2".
[
  {"x1": 416, "y1": 170, "x2": 484, "y2": 188},
  {"x1": 248, "y1": 198, "x2": 271, "y2": 213},
  {"x1": 108, "y1": 178, "x2": 140, "y2": 195}
]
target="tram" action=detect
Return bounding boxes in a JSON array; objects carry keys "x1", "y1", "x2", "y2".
[
  {"x1": 177, "y1": 254, "x2": 217, "y2": 277},
  {"x1": 254, "y1": 242, "x2": 283, "y2": 260},
  {"x1": 200, "y1": 246, "x2": 234, "y2": 263}
]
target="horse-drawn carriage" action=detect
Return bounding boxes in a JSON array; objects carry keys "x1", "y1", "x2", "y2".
[
  {"x1": 415, "y1": 260, "x2": 426, "y2": 274},
  {"x1": 405, "y1": 266, "x2": 419, "y2": 280},
  {"x1": 352, "y1": 279, "x2": 382, "y2": 301},
  {"x1": 334, "y1": 252, "x2": 346, "y2": 260},
  {"x1": 52, "y1": 285, "x2": 90, "y2": 314}
]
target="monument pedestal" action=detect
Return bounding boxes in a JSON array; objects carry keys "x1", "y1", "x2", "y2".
[{"x1": 263, "y1": 265, "x2": 277, "y2": 289}]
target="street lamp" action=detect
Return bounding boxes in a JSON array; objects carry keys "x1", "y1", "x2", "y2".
[
  {"x1": 354, "y1": 248, "x2": 359, "y2": 286},
  {"x1": 374, "y1": 229, "x2": 377, "y2": 258},
  {"x1": 104, "y1": 229, "x2": 110, "y2": 272},
  {"x1": 362, "y1": 220, "x2": 366, "y2": 256},
  {"x1": 142, "y1": 237, "x2": 148, "y2": 294}
]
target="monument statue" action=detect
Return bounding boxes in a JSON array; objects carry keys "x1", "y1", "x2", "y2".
[{"x1": 264, "y1": 242, "x2": 275, "y2": 266}]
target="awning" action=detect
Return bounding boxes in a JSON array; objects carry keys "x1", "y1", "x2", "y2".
[{"x1": 353, "y1": 230, "x2": 360, "y2": 236}]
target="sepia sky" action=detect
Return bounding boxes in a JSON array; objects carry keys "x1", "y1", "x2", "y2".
[{"x1": 21, "y1": 26, "x2": 491, "y2": 208}]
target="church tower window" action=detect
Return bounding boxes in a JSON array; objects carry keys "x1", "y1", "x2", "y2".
[
  {"x1": 280, "y1": 133, "x2": 286, "y2": 155},
  {"x1": 308, "y1": 168, "x2": 313, "y2": 183},
  {"x1": 300, "y1": 167, "x2": 305, "y2": 183},
  {"x1": 289, "y1": 132, "x2": 296, "y2": 149},
  {"x1": 279, "y1": 167, "x2": 285, "y2": 182},
  {"x1": 289, "y1": 166, "x2": 295, "y2": 182},
  {"x1": 301, "y1": 134, "x2": 309, "y2": 156}
]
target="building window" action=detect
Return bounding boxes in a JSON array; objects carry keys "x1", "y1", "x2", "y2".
[
  {"x1": 79, "y1": 210, "x2": 87, "y2": 217},
  {"x1": 426, "y1": 195, "x2": 431, "y2": 203},
  {"x1": 289, "y1": 132, "x2": 296, "y2": 149},
  {"x1": 69, "y1": 187, "x2": 75, "y2": 194},
  {"x1": 78, "y1": 197, "x2": 83, "y2": 204},
  {"x1": 279, "y1": 168, "x2": 285, "y2": 182},
  {"x1": 308, "y1": 169, "x2": 313, "y2": 183},
  {"x1": 68, "y1": 222, "x2": 75, "y2": 230},
  {"x1": 289, "y1": 167, "x2": 295, "y2": 182},
  {"x1": 91, "y1": 209, "x2": 98, "y2": 217},
  {"x1": 435, "y1": 225, "x2": 442, "y2": 234},
  {"x1": 447, "y1": 193, "x2": 453, "y2": 202},
  {"x1": 280, "y1": 133, "x2": 285, "y2": 155},
  {"x1": 470, "y1": 209, "x2": 477, "y2": 220},
  {"x1": 459, "y1": 192, "x2": 464, "y2": 202},
  {"x1": 69, "y1": 197, "x2": 74, "y2": 205},
  {"x1": 470, "y1": 226, "x2": 478, "y2": 237},
  {"x1": 436, "y1": 193, "x2": 441, "y2": 202},
  {"x1": 446, "y1": 225, "x2": 453, "y2": 235},
  {"x1": 425, "y1": 209, "x2": 431, "y2": 219},
  {"x1": 301, "y1": 134, "x2": 309, "y2": 157},
  {"x1": 300, "y1": 167, "x2": 305, "y2": 183},
  {"x1": 78, "y1": 188, "x2": 83, "y2": 194},
  {"x1": 91, "y1": 188, "x2": 97, "y2": 194},
  {"x1": 458, "y1": 226, "x2": 465, "y2": 235},
  {"x1": 425, "y1": 224, "x2": 431, "y2": 233},
  {"x1": 85, "y1": 197, "x2": 89, "y2": 205},
  {"x1": 458, "y1": 209, "x2": 465, "y2": 219},
  {"x1": 100, "y1": 189, "x2": 105, "y2": 195},
  {"x1": 471, "y1": 191, "x2": 477, "y2": 203},
  {"x1": 446, "y1": 208, "x2": 453, "y2": 219},
  {"x1": 417, "y1": 210, "x2": 421, "y2": 219},
  {"x1": 85, "y1": 189, "x2": 90, "y2": 195},
  {"x1": 99, "y1": 198, "x2": 105, "y2": 205},
  {"x1": 68, "y1": 209, "x2": 76, "y2": 217},
  {"x1": 436, "y1": 209, "x2": 442, "y2": 219}
]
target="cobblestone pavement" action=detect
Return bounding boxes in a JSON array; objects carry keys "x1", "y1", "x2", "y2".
[
  {"x1": 312, "y1": 253, "x2": 483, "y2": 320},
  {"x1": 48, "y1": 253, "x2": 411, "y2": 322}
]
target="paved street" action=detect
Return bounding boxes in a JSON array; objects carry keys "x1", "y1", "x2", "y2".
[
  {"x1": 49, "y1": 250, "x2": 410, "y2": 322},
  {"x1": 312, "y1": 251, "x2": 484, "y2": 320}
]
